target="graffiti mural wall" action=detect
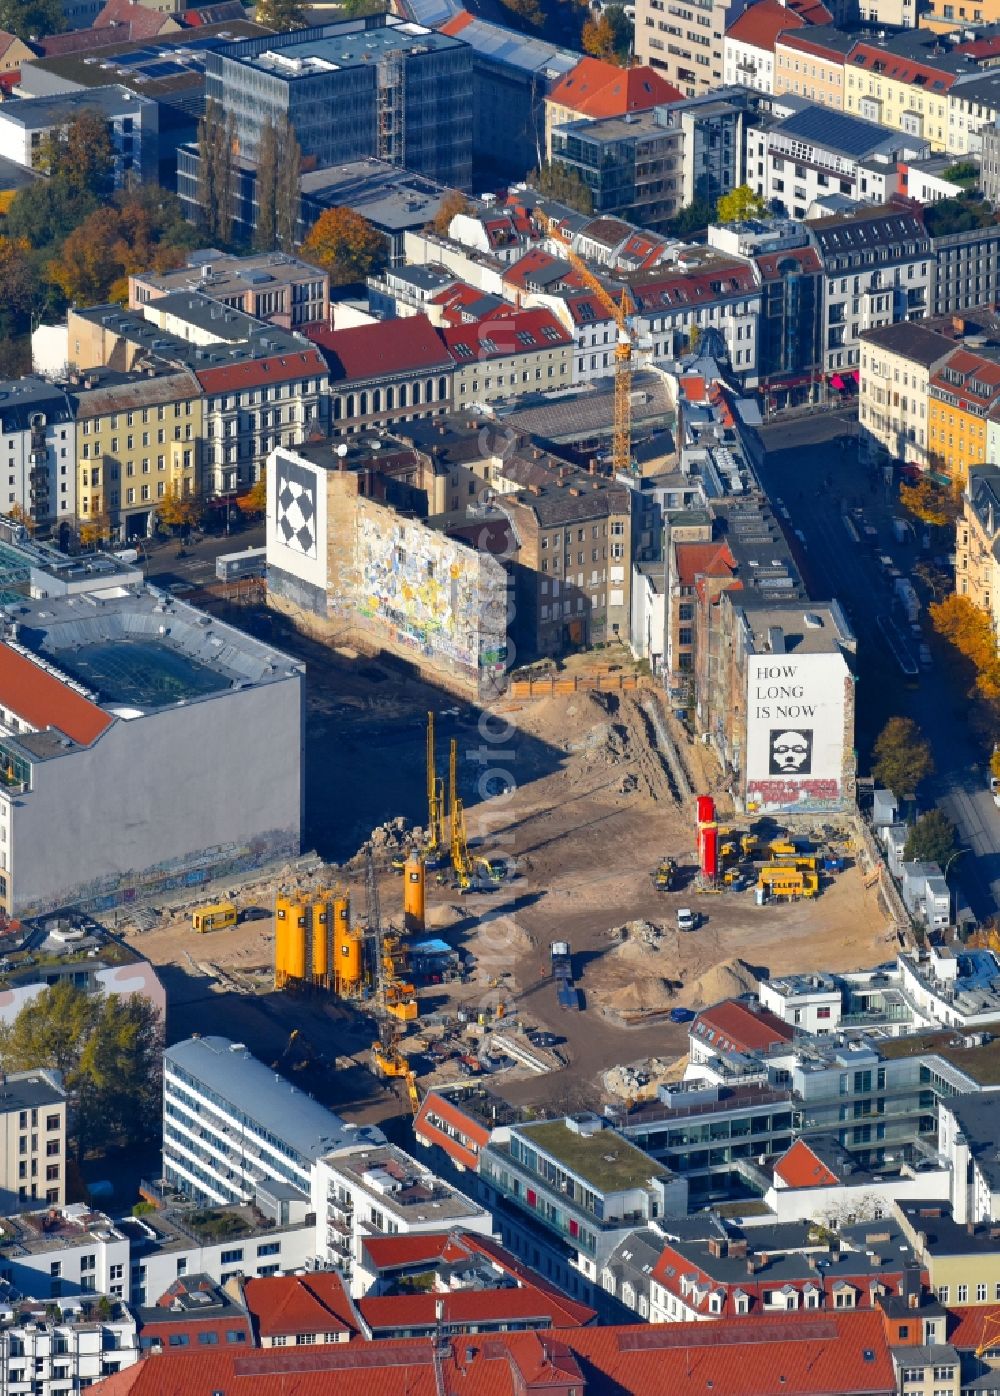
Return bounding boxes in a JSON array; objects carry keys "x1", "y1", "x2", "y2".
[{"x1": 356, "y1": 508, "x2": 507, "y2": 684}]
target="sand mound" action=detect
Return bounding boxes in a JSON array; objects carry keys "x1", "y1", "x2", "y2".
[
  {"x1": 601, "y1": 979, "x2": 676, "y2": 1016},
  {"x1": 425, "y1": 903, "x2": 465, "y2": 930},
  {"x1": 607, "y1": 918, "x2": 670, "y2": 964},
  {"x1": 688, "y1": 957, "x2": 759, "y2": 1007}
]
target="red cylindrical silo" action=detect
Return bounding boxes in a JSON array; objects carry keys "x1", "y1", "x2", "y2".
[
  {"x1": 699, "y1": 822, "x2": 718, "y2": 879},
  {"x1": 696, "y1": 794, "x2": 715, "y2": 825}
]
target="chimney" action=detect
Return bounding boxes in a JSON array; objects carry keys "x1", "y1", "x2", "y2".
[
  {"x1": 747, "y1": 1258, "x2": 758, "y2": 1275},
  {"x1": 569, "y1": 487, "x2": 581, "y2": 496},
  {"x1": 708, "y1": 1237, "x2": 726, "y2": 1259},
  {"x1": 729, "y1": 1239, "x2": 747, "y2": 1260},
  {"x1": 589, "y1": 459, "x2": 597, "y2": 473}
]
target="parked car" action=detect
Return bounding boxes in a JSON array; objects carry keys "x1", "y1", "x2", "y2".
[
  {"x1": 676, "y1": 908, "x2": 698, "y2": 932},
  {"x1": 669, "y1": 1007, "x2": 695, "y2": 1024}
]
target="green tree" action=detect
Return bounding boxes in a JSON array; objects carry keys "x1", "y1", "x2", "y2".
[
  {"x1": 582, "y1": 6, "x2": 632, "y2": 62},
  {"x1": 904, "y1": 809, "x2": 958, "y2": 867},
  {"x1": 275, "y1": 119, "x2": 301, "y2": 252},
  {"x1": 340, "y1": 0, "x2": 388, "y2": 14},
  {"x1": 0, "y1": 983, "x2": 162, "y2": 1157},
  {"x1": 36, "y1": 110, "x2": 114, "y2": 200},
  {"x1": 497, "y1": 0, "x2": 543, "y2": 28},
  {"x1": 530, "y1": 161, "x2": 594, "y2": 215},
  {"x1": 254, "y1": 119, "x2": 278, "y2": 254},
  {"x1": 5, "y1": 176, "x2": 97, "y2": 251},
  {"x1": 716, "y1": 184, "x2": 768, "y2": 224},
  {"x1": 0, "y1": 0, "x2": 64, "y2": 40},
  {"x1": 255, "y1": 0, "x2": 305, "y2": 27},
  {"x1": 301, "y1": 206, "x2": 388, "y2": 285},
  {"x1": 665, "y1": 199, "x2": 714, "y2": 237},
  {"x1": 872, "y1": 716, "x2": 934, "y2": 798},
  {"x1": 196, "y1": 99, "x2": 237, "y2": 246}
]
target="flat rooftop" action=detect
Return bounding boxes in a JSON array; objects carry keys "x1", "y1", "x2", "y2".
[
  {"x1": 244, "y1": 19, "x2": 462, "y2": 76},
  {"x1": 737, "y1": 598, "x2": 856, "y2": 656},
  {"x1": 121, "y1": 1204, "x2": 311, "y2": 1257},
  {"x1": 513, "y1": 1119, "x2": 670, "y2": 1194},
  {"x1": 502, "y1": 370, "x2": 675, "y2": 443},
  {"x1": 0, "y1": 1069, "x2": 64, "y2": 1114},
  {"x1": 328, "y1": 1144, "x2": 487, "y2": 1224},
  {"x1": 138, "y1": 251, "x2": 323, "y2": 300},
  {"x1": 11, "y1": 585, "x2": 303, "y2": 717},
  {"x1": 298, "y1": 159, "x2": 447, "y2": 231},
  {"x1": 0, "y1": 84, "x2": 147, "y2": 128},
  {"x1": 0, "y1": 1205, "x2": 122, "y2": 1257},
  {"x1": 878, "y1": 1032, "x2": 1000, "y2": 1086}
]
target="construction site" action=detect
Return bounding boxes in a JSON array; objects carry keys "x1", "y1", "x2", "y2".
[{"x1": 114, "y1": 628, "x2": 897, "y2": 1128}]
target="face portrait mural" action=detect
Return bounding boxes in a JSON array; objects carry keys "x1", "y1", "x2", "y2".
[{"x1": 769, "y1": 729, "x2": 813, "y2": 777}]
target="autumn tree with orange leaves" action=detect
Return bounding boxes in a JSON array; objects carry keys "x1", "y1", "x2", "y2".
[
  {"x1": 931, "y1": 593, "x2": 1000, "y2": 698},
  {"x1": 46, "y1": 187, "x2": 196, "y2": 306},
  {"x1": 900, "y1": 475, "x2": 962, "y2": 528},
  {"x1": 300, "y1": 207, "x2": 388, "y2": 287},
  {"x1": 582, "y1": 6, "x2": 632, "y2": 63}
]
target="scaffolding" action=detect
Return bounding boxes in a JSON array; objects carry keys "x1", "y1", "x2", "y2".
[{"x1": 376, "y1": 51, "x2": 405, "y2": 167}]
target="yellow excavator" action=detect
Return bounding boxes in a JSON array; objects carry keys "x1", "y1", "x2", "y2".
[{"x1": 448, "y1": 738, "x2": 503, "y2": 892}]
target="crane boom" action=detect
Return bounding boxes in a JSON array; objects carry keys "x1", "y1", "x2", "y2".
[{"x1": 540, "y1": 212, "x2": 634, "y2": 476}]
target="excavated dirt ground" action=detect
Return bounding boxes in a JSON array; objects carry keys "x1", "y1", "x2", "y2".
[{"x1": 119, "y1": 628, "x2": 894, "y2": 1122}]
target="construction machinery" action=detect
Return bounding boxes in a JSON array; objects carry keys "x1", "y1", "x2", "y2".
[
  {"x1": 403, "y1": 848, "x2": 426, "y2": 934},
  {"x1": 654, "y1": 858, "x2": 677, "y2": 891},
  {"x1": 449, "y1": 736, "x2": 474, "y2": 890},
  {"x1": 425, "y1": 711, "x2": 445, "y2": 863},
  {"x1": 541, "y1": 213, "x2": 636, "y2": 477},
  {"x1": 757, "y1": 864, "x2": 819, "y2": 900},
  {"x1": 366, "y1": 850, "x2": 420, "y2": 1109},
  {"x1": 969, "y1": 924, "x2": 1000, "y2": 954}
]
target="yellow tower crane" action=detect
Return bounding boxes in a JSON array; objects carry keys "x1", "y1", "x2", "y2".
[
  {"x1": 449, "y1": 736, "x2": 473, "y2": 890},
  {"x1": 425, "y1": 711, "x2": 445, "y2": 860},
  {"x1": 542, "y1": 214, "x2": 635, "y2": 476}
]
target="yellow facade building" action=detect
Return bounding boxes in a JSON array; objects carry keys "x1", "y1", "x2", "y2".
[
  {"x1": 922, "y1": 0, "x2": 992, "y2": 33},
  {"x1": 844, "y1": 44, "x2": 957, "y2": 151},
  {"x1": 68, "y1": 368, "x2": 203, "y2": 541},
  {"x1": 957, "y1": 462, "x2": 1000, "y2": 639},
  {"x1": 928, "y1": 346, "x2": 1000, "y2": 482}
]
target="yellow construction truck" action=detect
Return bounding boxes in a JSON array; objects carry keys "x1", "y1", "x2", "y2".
[{"x1": 757, "y1": 865, "x2": 819, "y2": 900}]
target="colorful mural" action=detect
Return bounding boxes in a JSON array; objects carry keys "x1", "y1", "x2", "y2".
[{"x1": 356, "y1": 511, "x2": 507, "y2": 680}]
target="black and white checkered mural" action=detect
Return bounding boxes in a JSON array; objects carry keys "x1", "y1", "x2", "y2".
[{"x1": 275, "y1": 455, "x2": 318, "y2": 560}]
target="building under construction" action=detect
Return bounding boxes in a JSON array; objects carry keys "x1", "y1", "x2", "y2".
[{"x1": 204, "y1": 15, "x2": 473, "y2": 189}]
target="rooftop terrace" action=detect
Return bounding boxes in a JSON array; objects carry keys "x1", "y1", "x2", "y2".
[{"x1": 513, "y1": 1118, "x2": 670, "y2": 1194}]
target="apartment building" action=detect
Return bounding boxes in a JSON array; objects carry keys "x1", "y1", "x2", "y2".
[
  {"x1": 859, "y1": 320, "x2": 955, "y2": 470},
  {"x1": 746, "y1": 104, "x2": 927, "y2": 220},
  {"x1": 663, "y1": 90, "x2": 749, "y2": 205},
  {"x1": 0, "y1": 1070, "x2": 67, "y2": 1214},
  {"x1": 634, "y1": 0, "x2": 729, "y2": 96},
  {"x1": 925, "y1": 217, "x2": 1000, "y2": 317},
  {"x1": 774, "y1": 26, "x2": 855, "y2": 110},
  {"x1": 129, "y1": 252, "x2": 330, "y2": 331},
  {"x1": 929, "y1": 343, "x2": 1000, "y2": 480},
  {"x1": 163, "y1": 1036, "x2": 381, "y2": 1208},
  {"x1": 494, "y1": 451, "x2": 633, "y2": 655},
  {"x1": 479, "y1": 1113, "x2": 686, "y2": 1306},
  {"x1": 957, "y1": 462, "x2": 1000, "y2": 637},
  {"x1": 551, "y1": 110, "x2": 684, "y2": 232},
  {"x1": 896, "y1": 1198, "x2": 1000, "y2": 1305},
  {"x1": 0, "y1": 85, "x2": 157, "y2": 184},
  {"x1": 68, "y1": 302, "x2": 329, "y2": 503},
  {"x1": 755, "y1": 244, "x2": 825, "y2": 405},
  {"x1": 0, "y1": 1301, "x2": 136, "y2": 1395},
  {"x1": 0, "y1": 378, "x2": 75, "y2": 538},
  {"x1": 307, "y1": 317, "x2": 454, "y2": 435},
  {"x1": 808, "y1": 205, "x2": 932, "y2": 374},
  {"x1": 844, "y1": 46, "x2": 959, "y2": 152},
  {"x1": 543, "y1": 57, "x2": 682, "y2": 159},
  {"x1": 443, "y1": 309, "x2": 573, "y2": 406},
  {"x1": 313, "y1": 1143, "x2": 493, "y2": 1296},
  {"x1": 723, "y1": 0, "x2": 811, "y2": 95},
  {"x1": 202, "y1": 16, "x2": 473, "y2": 188},
  {"x1": 68, "y1": 367, "x2": 202, "y2": 541},
  {"x1": 947, "y1": 72, "x2": 1000, "y2": 157},
  {"x1": 708, "y1": 595, "x2": 857, "y2": 815}
]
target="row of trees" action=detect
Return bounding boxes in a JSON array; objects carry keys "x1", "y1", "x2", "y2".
[{"x1": 871, "y1": 715, "x2": 957, "y2": 866}]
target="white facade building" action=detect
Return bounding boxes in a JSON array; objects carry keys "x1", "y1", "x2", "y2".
[
  {"x1": 314, "y1": 1143, "x2": 494, "y2": 1297},
  {"x1": 0, "y1": 1305, "x2": 137, "y2": 1396},
  {"x1": 163, "y1": 1036, "x2": 384, "y2": 1209},
  {"x1": 0, "y1": 379, "x2": 76, "y2": 535}
]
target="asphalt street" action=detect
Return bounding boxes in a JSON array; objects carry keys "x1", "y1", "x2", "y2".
[{"x1": 758, "y1": 409, "x2": 1000, "y2": 923}]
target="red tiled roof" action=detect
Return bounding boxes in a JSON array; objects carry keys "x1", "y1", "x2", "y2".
[
  {"x1": 0, "y1": 29, "x2": 34, "y2": 64},
  {"x1": 305, "y1": 316, "x2": 452, "y2": 383},
  {"x1": 88, "y1": 1310, "x2": 898, "y2": 1396},
  {"x1": 692, "y1": 999, "x2": 794, "y2": 1054},
  {"x1": 0, "y1": 644, "x2": 111, "y2": 746},
  {"x1": 774, "y1": 1138, "x2": 840, "y2": 1189},
  {"x1": 549, "y1": 57, "x2": 682, "y2": 118},
  {"x1": 442, "y1": 308, "x2": 571, "y2": 364},
  {"x1": 674, "y1": 540, "x2": 737, "y2": 588},
  {"x1": 242, "y1": 1274, "x2": 358, "y2": 1340},
  {"x1": 755, "y1": 247, "x2": 822, "y2": 279},
  {"x1": 195, "y1": 348, "x2": 327, "y2": 395},
  {"x1": 930, "y1": 347, "x2": 1000, "y2": 412},
  {"x1": 359, "y1": 1287, "x2": 586, "y2": 1333},
  {"x1": 726, "y1": 0, "x2": 805, "y2": 53},
  {"x1": 787, "y1": 0, "x2": 834, "y2": 20},
  {"x1": 182, "y1": 0, "x2": 247, "y2": 22},
  {"x1": 93, "y1": 0, "x2": 177, "y2": 36},
  {"x1": 629, "y1": 263, "x2": 757, "y2": 313},
  {"x1": 849, "y1": 43, "x2": 957, "y2": 91},
  {"x1": 39, "y1": 26, "x2": 132, "y2": 54},
  {"x1": 440, "y1": 9, "x2": 474, "y2": 33}
]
